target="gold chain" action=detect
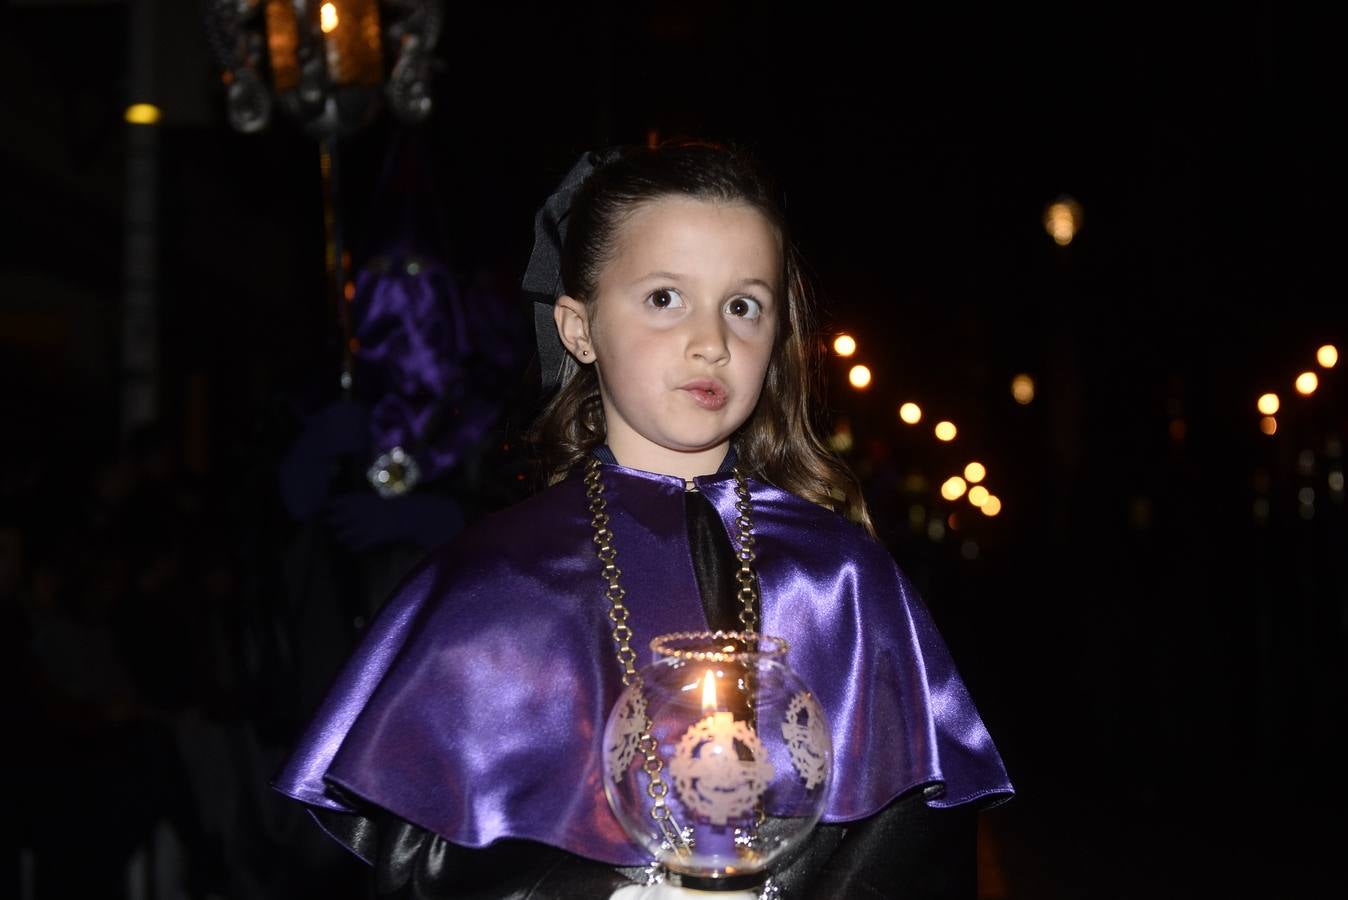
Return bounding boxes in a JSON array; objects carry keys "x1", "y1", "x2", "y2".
[
  {"x1": 733, "y1": 474, "x2": 760, "y2": 637},
  {"x1": 584, "y1": 455, "x2": 761, "y2": 854}
]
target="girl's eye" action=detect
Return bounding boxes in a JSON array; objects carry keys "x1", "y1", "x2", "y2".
[
  {"x1": 724, "y1": 296, "x2": 763, "y2": 320},
  {"x1": 646, "y1": 288, "x2": 685, "y2": 310}
]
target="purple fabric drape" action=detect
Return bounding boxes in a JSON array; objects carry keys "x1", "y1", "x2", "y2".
[{"x1": 274, "y1": 462, "x2": 1013, "y2": 865}]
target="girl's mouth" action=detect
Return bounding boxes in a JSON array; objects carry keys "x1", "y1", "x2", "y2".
[{"x1": 679, "y1": 380, "x2": 728, "y2": 411}]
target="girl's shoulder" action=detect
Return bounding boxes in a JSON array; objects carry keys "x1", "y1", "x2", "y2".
[{"x1": 746, "y1": 477, "x2": 890, "y2": 558}]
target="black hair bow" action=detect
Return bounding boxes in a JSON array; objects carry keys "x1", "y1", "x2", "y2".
[{"x1": 523, "y1": 147, "x2": 624, "y2": 393}]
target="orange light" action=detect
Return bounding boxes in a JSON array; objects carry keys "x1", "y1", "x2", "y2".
[
  {"x1": 1317, "y1": 344, "x2": 1338, "y2": 368},
  {"x1": 833, "y1": 334, "x2": 857, "y2": 357},
  {"x1": 941, "y1": 477, "x2": 968, "y2": 501},
  {"x1": 964, "y1": 462, "x2": 986, "y2": 483},
  {"x1": 1257, "y1": 393, "x2": 1279, "y2": 415},
  {"x1": 1295, "y1": 372, "x2": 1318, "y2": 395},
  {"x1": 1259, "y1": 416, "x2": 1277, "y2": 435},
  {"x1": 981, "y1": 495, "x2": 1002, "y2": 516},
  {"x1": 848, "y1": 365, "x2": 872, "y2": 389},
  {"x1": 968, "y1": 485, "x2": 990, "y2": 507},
  {"x1": 898, "y1": 402, "x2": 922, "y2": 425},
  {"x1": 1011, "y1": 374, "x2": 1035, "y2": 405},
  {"x1": 320, "y1": 2, "x2": 339, "y2": 33},
  {"x1": 1043, "y1": 197, "x2": 1083, "y2": 246},
  {"x1": 934, "y1": 421, "x2": 957, "y2": 442}
]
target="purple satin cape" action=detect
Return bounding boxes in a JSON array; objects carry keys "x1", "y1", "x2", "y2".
[{"x1": 273, "y1": 463, "x2": 1013, "y2": 866}]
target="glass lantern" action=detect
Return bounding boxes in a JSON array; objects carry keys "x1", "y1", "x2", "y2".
[{"x1": 603, "y1": 631, "x2": 832, "y2": 892}]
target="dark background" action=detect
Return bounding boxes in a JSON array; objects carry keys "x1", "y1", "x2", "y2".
[{"x1": 2, "y1": 2, "x2": 1344, "y2": 898}]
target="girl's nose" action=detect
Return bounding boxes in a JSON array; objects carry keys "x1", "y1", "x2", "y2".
[{"x1": 685, "y1": 309, "x2": 730, "y2": 365}]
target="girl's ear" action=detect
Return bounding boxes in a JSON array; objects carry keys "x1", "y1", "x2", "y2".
[{"x1": 554, "y1": 295, "x2": 594, "y2": 362}]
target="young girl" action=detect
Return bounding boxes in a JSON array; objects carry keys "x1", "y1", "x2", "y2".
[{"x1": 275, "y1": 142, "x2": 1013, "y2": 899}]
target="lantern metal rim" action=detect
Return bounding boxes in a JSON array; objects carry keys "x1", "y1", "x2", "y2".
[{"x1": 649, "y1": 630, "x2": 790, "y2": 663}]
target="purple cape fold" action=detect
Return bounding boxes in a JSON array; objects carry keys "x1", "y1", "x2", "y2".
[{"x1": 273, "y1": 463, "x2": 1013, "y2": 866}]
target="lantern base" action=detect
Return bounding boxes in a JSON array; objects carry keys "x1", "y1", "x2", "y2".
[
  {"x1": 670, "y1": 871, "x2": 766, "y2": 892},
  {"x1": 610, "y1": 883, "x2": 759, "y2": 900}
]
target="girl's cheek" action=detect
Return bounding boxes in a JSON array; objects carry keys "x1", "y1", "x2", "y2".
[{"x1": 729, "y1": 318, "x2": 774, "y2": 345}]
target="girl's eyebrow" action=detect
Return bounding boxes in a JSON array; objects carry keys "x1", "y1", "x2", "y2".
[
  {"x1": 737, "y1": 277, "x2": 775, "y2": 296},
  {"x1": 632, "y1": 270, "x2": 685, "y2": 284},
  {"x1": 632, "y1": 271, "x2": 776, "y2": 296}
]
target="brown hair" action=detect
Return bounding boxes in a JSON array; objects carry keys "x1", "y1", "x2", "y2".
[{"x1": 529, "y1": 142, "x2": 874, "y2": 534}]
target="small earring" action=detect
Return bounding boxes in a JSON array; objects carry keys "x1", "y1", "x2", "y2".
[{"x1": 580, "y1": 348, "x2": 591, "y2": 359}]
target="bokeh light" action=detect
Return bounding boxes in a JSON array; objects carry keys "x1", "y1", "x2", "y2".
[
  {"x1": 1011, "y1": 374, "x2": 1035, "y2": 405},
  {"x1": 1259, "y1": 416, "x2": 1277, "y2": 435},
  {"x1": 898, "y1": 402, "x2": 922, "y2": 424},
  {"x1": 1317, "y1": 344, "x2": 1338, "y2": 368},
  {"x1": 964, "y1": 462, "x2": 986, "y2": 483},
  {"x1": 941, "y1": 477, "x2": 968, "y2": 501},
  {"x1": 125, "y1": 103, "x2": 161, "y2": 125},
  {"x1": 848, "y1": 365, "x2": 872, "y2": 389},
  {"x1": 829, "y1": 418, "x2": 854, "y2": 453},
  {"x1": 934, "y1": 421, "x2": 957, "y2": 442},
  {"x1": 1257, "y1": 393, "x2": 1279, "y2": 415},
  {"x1": 968, "y1": 485, "x2": 990, "y2": 507},
  {"x1": 1043, "y1": 197, "x2": 1083, "y2": 246},
  {"x1": 1295, "y1": 371, "x2": 1318, "y2": 395},
  {"x1": 833, "y1": 334, "x2": 857, "y2": 357},
  {"x1": 981, "y1": 495, "x2": 1002, "y2": 517}
]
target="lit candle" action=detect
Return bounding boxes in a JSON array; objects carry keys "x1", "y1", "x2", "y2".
[
  {"x1": 670, "y1": 668, "x2": 774, "y2": 877},
  {"x1": 695, "y1": 670, "x2": 740, "y2": 866},
  {"x1": 320, "y1": 2, "x2": 341, "y2": 79},
  {"x1": 702, "y1": 669, "x2": 735, "y2": 735}
]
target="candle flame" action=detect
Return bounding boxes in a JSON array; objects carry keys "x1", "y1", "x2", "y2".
[{"x1": 701, "y1": 670, "x2": 717, "y2": 715}]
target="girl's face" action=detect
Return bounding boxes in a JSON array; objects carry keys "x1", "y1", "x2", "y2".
[{"x1": 555, "y1": 196, "x2": 781, "y2": 478}]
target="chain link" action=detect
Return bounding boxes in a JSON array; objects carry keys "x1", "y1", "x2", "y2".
[
  {"x1": 584, "y1": 456, "x2": 762, "y2": 857},
  {"x1": 730, "y1": 470, "x2": 766, "y2": 830},
  {"x1": 733, "y1": 475, "x2": 760, "y2": 638},
  {"x1": 585, "y1": 459, "x2": 683, "y2": 851}
]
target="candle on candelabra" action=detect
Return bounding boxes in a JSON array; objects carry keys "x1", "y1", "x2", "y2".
[{"x1": 320, "y1": 2, "x2": 341, "y2": 77}]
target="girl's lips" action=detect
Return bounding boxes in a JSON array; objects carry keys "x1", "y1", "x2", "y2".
[{"x1": 679, "y1": 379, "x2": 728, "y2": 411}]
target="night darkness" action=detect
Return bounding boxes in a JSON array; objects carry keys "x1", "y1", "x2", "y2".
[{"x1": 2, "y1": 3, "x2": 1344, "y2": 898}]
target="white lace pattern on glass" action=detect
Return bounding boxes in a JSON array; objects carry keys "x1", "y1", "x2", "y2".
[
  {"x1": 781, "y1": 691, "x2": 828, "y2": 790},
  {"x1": 670, "y1": 715, "x2": 775, "y2": 826},
  {"x1": 606, "y1": 692, "x2": 647, "y2": 783}
]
